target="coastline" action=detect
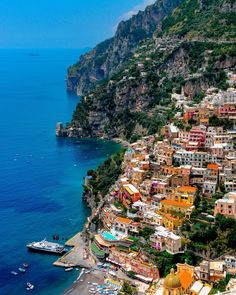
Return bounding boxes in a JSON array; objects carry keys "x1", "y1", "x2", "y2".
[
  {"x1": 48, "y1": 138, "x2": 126, "y2": 295},
  {"x1": 51, "y1": 137, "x2": 126, "y2": 294}
]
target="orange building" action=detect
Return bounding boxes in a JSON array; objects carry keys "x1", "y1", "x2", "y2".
[
  {"x1": 119, "y1": 183, "x2": 141, "y2": 208},
  {"x1": 177, "y1": 263, "x2": 195, "y2": 293},
  {"x1": 167, "y1": 186, "x2": 197, "y2": 205}
]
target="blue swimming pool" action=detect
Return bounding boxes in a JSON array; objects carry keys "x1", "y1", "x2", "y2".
[{"x1": 102, "y1": 231, "x2": 117, "y2": 241}]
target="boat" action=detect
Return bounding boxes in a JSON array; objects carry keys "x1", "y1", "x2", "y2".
[
  {"x1": 11, "y1": 271, "x2": 18, "y2": 276},
  {"x1": 23, "y1": 263, "x2": 29, "y2": 268},
  {"x1": 26, "y1": 282, "x2": 34, "y2": 291},
  {"x1": 65, "y1": 267, "x2": 73, "y2": 272},
  {"x1": 18, "y1": 267, "x2": 26, "y2": 273},
  {"x1": 27, "y1": 239, "x2": 67, "y2": 255}
]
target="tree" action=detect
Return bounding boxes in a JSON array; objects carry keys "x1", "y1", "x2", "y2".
[{"x1": 119, "y1": 281, "x2": 137, "y2": 295}]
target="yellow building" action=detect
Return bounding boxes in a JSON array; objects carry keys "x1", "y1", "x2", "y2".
[
  {"x1": 163, "y1": 268, "x2": 183, "y2": 295},
  {"x1": 162, "y1": 213, "x2": 183, "y2": 231},
  {"x1": 162, "y1": 265, "x2": 212, "y2": 295},
  {"x1": 168, "y1": 186, "x2": 197, "y2": 205},
  {"x1": 159, "y1": 199, "x2": 193, "y2": 217}
]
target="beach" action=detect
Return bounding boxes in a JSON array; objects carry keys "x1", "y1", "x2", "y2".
[{"x1": 65, "y1": 269, "x2": 108, "y2": 295}]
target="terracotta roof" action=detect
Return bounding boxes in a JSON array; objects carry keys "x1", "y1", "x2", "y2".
[
  {"x1": 207, "y1": 163, "x2": 219, "y2": 169},
  {"x1": 161, "y1": 199, "x2": 191, "y2": 208},
  {"x1": 115, "y1": 217, "x2": 132, "y2": 224},
  {"x1": 177, "y1": 186, "x2": 197, "y2": 193}
]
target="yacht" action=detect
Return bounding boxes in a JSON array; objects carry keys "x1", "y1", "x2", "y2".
[{"x1": 27, "y1": 239, "x2": 67, "y2": 255}]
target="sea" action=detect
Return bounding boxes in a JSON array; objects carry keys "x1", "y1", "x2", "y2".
[{"x1": 0, "y1": 49, "x2": 120, "y2": 295}]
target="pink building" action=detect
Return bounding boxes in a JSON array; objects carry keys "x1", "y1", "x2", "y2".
[
  {"x1": 214, "y1": 192, "x2": 236, "y2": 219},
  {"x1": 179, "y1": 126, "x2": 206, "y2": 150},
  {"x1": 216, "y1": 103, "x2": 236, "y2": 117}
]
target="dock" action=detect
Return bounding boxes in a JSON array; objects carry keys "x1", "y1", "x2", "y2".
[
  {"x1": 65, "y1": 232, "x2": 82, "y2": 247},
  {"x1": 53, "y1": 232, "x2": 94, "y2": 269}
]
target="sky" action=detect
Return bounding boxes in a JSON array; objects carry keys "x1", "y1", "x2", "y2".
[{"x1": 0, "y1": 0, "x2": 156, "y2": 49}]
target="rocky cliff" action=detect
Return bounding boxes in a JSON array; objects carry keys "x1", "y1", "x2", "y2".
[
  {"x1": 67, "y1": 0, "x2": 236, "y2": 141},
  {"x1": 67, "y1": 0, "x2": 184, "y2": 95}
]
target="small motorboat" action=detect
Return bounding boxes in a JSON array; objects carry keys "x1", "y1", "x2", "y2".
[
  {"x1": 11, "y1": 271, "x2": 18, "y2": 276},
  {"x1": 65, "y1": 267, "x2": 73, "y2": 272},
  {"x1": 23, "y1": 263, "x2": 29, "y2": 268},
  {"x1": 26, "y1": 282, "x2": 34, "y2": 291},
  {"x1": 18, "y1": 267, "x2": 26, "y2": 273}
]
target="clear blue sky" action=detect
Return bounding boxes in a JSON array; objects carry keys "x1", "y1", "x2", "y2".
[{"x1": 0, "y1": 0, "x2": 155, "y2": 49}]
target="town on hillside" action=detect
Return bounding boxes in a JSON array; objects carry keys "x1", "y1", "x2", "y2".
[{"x1": 77, "y1": 74, "x2": 236, "y2": 295}]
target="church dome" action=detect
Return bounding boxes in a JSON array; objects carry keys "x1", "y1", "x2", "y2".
[{"x1": 164, "y1": 268, "x2": 182, "y2": 289}]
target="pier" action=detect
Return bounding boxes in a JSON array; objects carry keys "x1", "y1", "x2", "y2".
[{"x1": 53, "y1": 232, "x2": 94, "y2": 269}]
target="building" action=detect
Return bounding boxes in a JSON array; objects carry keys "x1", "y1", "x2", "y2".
[
  {"x1": 111, "y1": 217, "x2": 132, "y2": 238},
  {"x1": 161, "y1": 266, "x2": 212, "y2": 295},
  {"x1": 199, "y1": 260, "x2": 226, "y2": 282},
  {"x1": 190, "y1": 281, "x2": 212, "y2": 295},
  {"x1": 159, "y1": 199, "x2": 194, "y2": 218},
  {"x1": 150, "y1": 226, "x2": 182, "y2": 254},
  {"x1": 119, "y1": 183, "x2": 141, "y2": 208},
  {"x1": 179, "y1": 126, "x2": 206, "y2": 149},
  {"x1": 176, "y1": 263, "x2": 195, "y2": 293},
  {"x1": 168, "y1": 186, "x2": 197, "y2": 205},
  {"x1": 225, "y1": 255, "x2": 236, "y2": 269},
  {"x1": 173, "y1": 150, "x2": 216, "y2": 168},
  {"x1": 162, "y1": 268, "x2": 183, "y2": 295},
  {"x1": 214, "y1": 191, "x2": 236, "y2": 219},
  {"x1": 108, "y1": 247, "x2": 159, "y2": 282},
  {"x1": 202, "y1": 181, "x2": 217, "y2": 195}
]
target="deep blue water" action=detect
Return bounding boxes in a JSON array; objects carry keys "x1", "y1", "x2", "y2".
[{"x1": 0, "y1": 49, "x2": 120, "y2": 295}]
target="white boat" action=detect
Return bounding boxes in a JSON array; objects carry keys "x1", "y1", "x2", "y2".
[
  {"x1": 65, "y1": 267, "x2": 73, "y2": 272},
  {"x1": 18, "y1": 267, "x2": 26, "y2": 273},
  {"x1": 26, "y1": 282, "x2": 34, "y2": 291},
  {"x1": 27, "y1": 239, "x2": 67, "y2": 255},
  {"x1": 11, "y1": 271, "x2": 18, "y2": 276},
  {"x1": 23, "y1": 263, "x2": 29, "y2": 268}
]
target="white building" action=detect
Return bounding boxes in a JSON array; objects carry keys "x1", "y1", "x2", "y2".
[
  {"x1": 173, "y1": 150, "x2": 217, "y2": 167},
  {"x1": 150, "y1": 226, "x2": 182, "y2": 255}
]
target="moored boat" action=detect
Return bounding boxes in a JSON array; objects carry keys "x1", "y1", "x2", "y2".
[
  {"x1": 27, "y1": 239, "x2": 67, "y2": 255},
  {"x1": 26, "y1": 282, "x2": 34, "y2": 291},
  {"x1": 23, "y1": 263, "x2": 29, "y2": 268}
]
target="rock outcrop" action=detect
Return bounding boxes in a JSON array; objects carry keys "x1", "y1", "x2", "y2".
[
  {"x1": 66, "y1": 0, "x2": 236, "y2": 141},
  {"x1": 67, "y1": 0, "x2": 184, "y2": 95}
]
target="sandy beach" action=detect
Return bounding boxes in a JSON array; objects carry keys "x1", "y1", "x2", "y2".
[{"x1": 64, "y1": 269, "x2": 109, "y2": 295}]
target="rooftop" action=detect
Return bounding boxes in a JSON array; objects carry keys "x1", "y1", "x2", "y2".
[{"x1": 115, "y1": 217, "x2": 132, "y2": 224}]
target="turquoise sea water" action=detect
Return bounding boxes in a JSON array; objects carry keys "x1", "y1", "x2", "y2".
[{"x1": 0, "y1": 49, "x2": 120, "y2": 295}]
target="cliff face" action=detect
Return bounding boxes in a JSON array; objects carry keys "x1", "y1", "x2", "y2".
[
  {"x1": 67, "y1": 0, "x2": 236, "y2": 141},
  {"x1": 67, "y1": 0, "x2": 184, "y2": 95}
]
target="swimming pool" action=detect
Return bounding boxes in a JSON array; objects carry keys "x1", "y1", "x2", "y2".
[{"x1": 102, "y1": 231, "x2": 118, "y2": 241}]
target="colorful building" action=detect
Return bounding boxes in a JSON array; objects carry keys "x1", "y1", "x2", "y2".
[{"x1": 214, "y1": 191, "x2": 236, "y2": 219}]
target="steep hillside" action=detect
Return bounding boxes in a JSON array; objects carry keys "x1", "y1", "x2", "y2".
[
  {"x1": 67, "y1": 0, "x2": 236, "y2": 141},
  {"x1": 67, "y1": 0, "x2": 184, "y2": 95}
]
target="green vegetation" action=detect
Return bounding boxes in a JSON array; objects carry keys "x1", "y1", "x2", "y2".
[
  {"x1": 119, "y1": 281, "x2": 137, "y2": 295},
  {"x1": 139, "y1": 227, "x2": 155, "y2": 240},
  {"x1": 209, "y1": 115, "x2": 234, "y2": 129},
  {"x1": 86, "y1": 149, "x2": 125, "y2": 201},
  {"x1": 210, "y1": 274, "x2": 236, "y2": 294},
  {"x1": 186, "y1": 213, "x2": 236, "y2": 257},
  {"x1": 161, "y1": 0, "x2": 236, "y2": 39}
]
